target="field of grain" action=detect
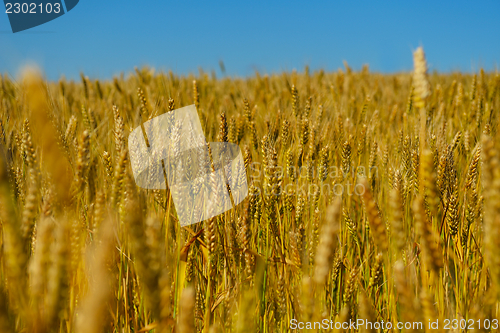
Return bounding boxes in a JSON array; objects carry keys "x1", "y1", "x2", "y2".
[{"x1": 0, "y1": 48, "x2": 499, "y2": 332}]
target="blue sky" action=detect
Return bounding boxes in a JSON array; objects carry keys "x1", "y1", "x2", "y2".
[{"x1": 1, "y1": 1, "x2": 499, "y2": 80}]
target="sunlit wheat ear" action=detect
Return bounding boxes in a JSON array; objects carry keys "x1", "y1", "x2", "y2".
[
  {"x1": 275, "y1": 274, "x2": 286, "y2": 321},
  {"x1": 299, "y1": 117, "x2": 309, "y2": 147},
  {"x1": 205, "y1": 216, "x2": 217, "y2": 258},
  {"x1": 445, "y1": 180, "x2": 459, "y2": 237},
  {"x1": 243, "y1": 98, "x2": 252, "y2": 124},
  {"x1": 331, "y1": 250, "x2": 343, "y2": 289},
  {"x1": 317, "y1": 145, "x2": 329, "y2": 182},
  {"x1": 102, "y1": 150, "x2": 113, "y2": 180},
  {"x1": 465, "y1": 145, "x2": 481, "y2": 190},
  {"x1": 63, "y1": 115, "x2": 77, "y2": 155},
  {"x1": 264, "y1": 145, "x2": 281, "y2": 239},
  {"x1": 343, "y1": 208, "x2": 359, "y2": 248},
  {"x1": 111, "y1": 149, "x2": 128, "y2": 207},
  {"x1": 243, "y1": 145, "x2": 251, "y2": 171},
  {"x1": 343, "y1": 266, "x2": 358, "y2": 311},
  {"x1": 249, "y1": 121, "x2": 258, "y2": 151},
  {"x1": 15, "y1": 132, "x2": 24, "y2": 164},
  {"x1": 285, "y1": 148, "x2": 295, "y2": 183},
  {"x1": 305, "y1": 157, "x2": 314, "y2": 182},
  {"x1": 412, "y1": 46, "x2": 431, "y2": 109},
  {"x1": 167, "y1": 97, "x2": 175, "y2": 112},
  {"x1": 436, "y1": 147, "x2": 448, "y2": 198},
  {"x1": 81, "y1": 105, "x2": 95, "y2": 134},
  {"x1": 289, "y1": 231, "x2": 302, "y2": 269},
  {"x1": 401, "y1": 135, "x2": 411, "y2": 179},
  {"x1": 22, "y1": 119, "x2": 37, "y2": 170},
  {"x1": 368, "y1": 253, "x2": 383, "y2": 290},
  {"x1": 137, "y1": 87, "x2": 150, "y2": 120},
  {"x1": 113, "y1": 105, "x2": 124, "y2": 159},
  {"x1": 380, "y1": 151, "x2": 390, "y2": 190},
  {"x1": 302, "y1": 96, "x2": 311, "y2": 119},
  {"x1": 450, "y1": 131, "x2": 462, "y2": 151},
  {"x1": 313, "y1": 198, "x2": 340, "y2": 286},
  {"x1": 227, "y1": 116, "x2": 237, "y2": 143},
  {"x1": 248, "y1": 183, "x2": 258, "y2": 220},
  {"x1": 281, "y1": 119, "x2": 290, "y2": 149},
  {"x1": 218, "y1": 112, "x2": 228, "y2": 142},
  {"x1": 281, "y1": 187, "x2": 293, "y2": 216},
  {"x1": 192, "y1": 80, "x2": 200, "y2": 111},
  {"x1": 12, "y1": 166, "x2": 24, "y2": 205},
  {"x1": 291, "y1": 85, "x2": 299, "y2": 117},
  {"x1": 308, "y1": 125, "x2": 318, "y2": 160},
  {"x1": 341, "y1": 140, "x2": 351, "y2": 179},
  {"x1": 295, "y1": 194, "x2": 306, "y2": 254},
  {"x1": 461, "y1": 146, "x2": 482, "y2": 249},
  {"x1": 253, "y1": 190, "x2": 263, "y2": 228}
]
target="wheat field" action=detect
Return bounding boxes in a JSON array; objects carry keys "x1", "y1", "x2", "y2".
[{"x1": 0, "y1": 48, "x2": 499, "y2": 332}]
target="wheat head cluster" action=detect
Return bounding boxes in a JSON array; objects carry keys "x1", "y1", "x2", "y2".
[{"x1": 0, "y1": 48, "x2": 499, "y2": 333}]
